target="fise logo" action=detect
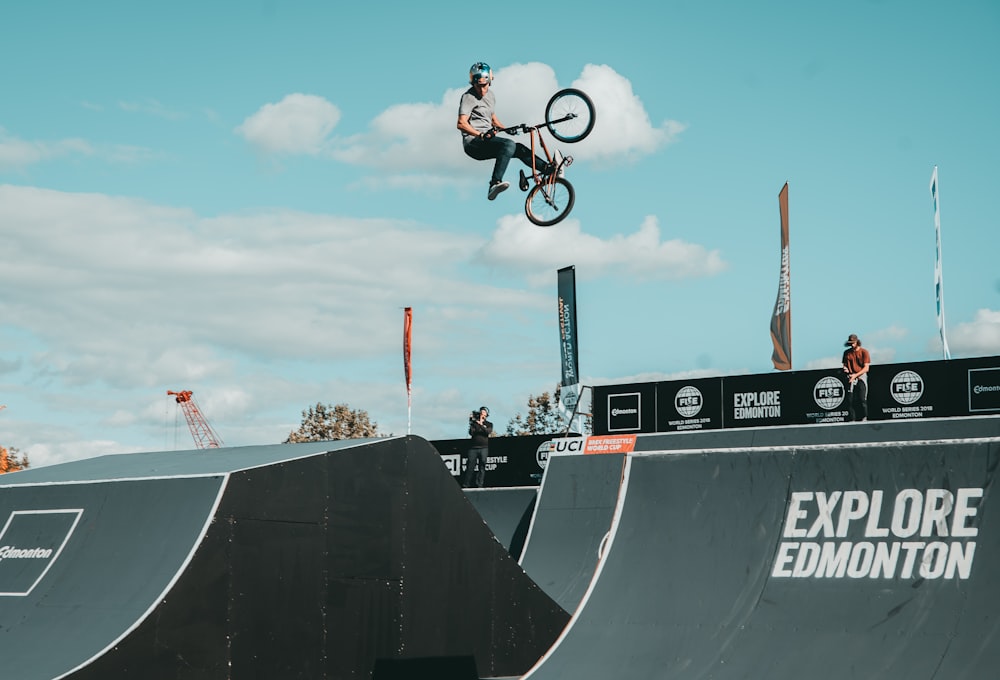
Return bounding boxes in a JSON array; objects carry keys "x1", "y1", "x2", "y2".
[
  {"x1": 607, "y1": 393, "x2": 641, "y2": 432},
  {"x1": 0, "y1": 509, "x2": 83, "y2": 597},
  {"x1": 813, "y1": 376, "x2": 845, "y2": 411},
  {"x1": 891, "y1": 370, "x2": 924, "y2": 405},
  {"x1": 674, "y1": 386, "x2": 704, "y2": 418}
]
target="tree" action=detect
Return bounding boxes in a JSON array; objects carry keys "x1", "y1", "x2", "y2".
[
  {"x1": 506, "y1": 386, "x2": 593, "y2": 436},
  {"x1": 284, "y1": 403, "x2": 382, "y2": 443},
  {"x1": 0, "y1": 445, "x2": 30, "y2": 474},
  {"x1": 505, "y1": 387, "x2": 568, "y2": 436}
]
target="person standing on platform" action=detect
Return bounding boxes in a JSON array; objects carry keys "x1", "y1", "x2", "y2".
[
  {"x1": 842, "y1": 333, "x2": 872, "y2": 421},
  {"x1": 463, "y1": 406, "x2": 493, "y2": 488}
]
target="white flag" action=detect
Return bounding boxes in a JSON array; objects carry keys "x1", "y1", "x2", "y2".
[{"x1": 930, "y1": 166, "x2": 951, "y2": 360}]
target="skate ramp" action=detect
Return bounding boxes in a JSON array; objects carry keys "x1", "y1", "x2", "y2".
[
  {"x1": 0, "y1": 437, "x2": 569, "y2": 680},
  {"x1": 463, "y1": 486, "x2": 538, "y2": 559},
  {"x1": 517, "y1": 453, "x2": 625, "y2": 613},
  {"x1": 526, "y1": 435, "x2": 1000, "y2": 680}
]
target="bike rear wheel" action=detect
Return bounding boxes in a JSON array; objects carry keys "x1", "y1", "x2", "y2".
[
  {"x1": 545, "y1": 88, "x2": 595, "y2": 143},
  {"x1": 526, "y1": 177, "x2": 575, "y2": 227}
]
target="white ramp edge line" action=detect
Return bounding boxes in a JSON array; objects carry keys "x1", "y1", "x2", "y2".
[
  {"x1": 0, "y1": 443, "x2": 384, "y2": 489},
  {"x1": 521, "y1": 453, "x2": 634, "y2": 679},
  {"x1": 53, "y1": 473, "x2": 231, "y2": 680},
  {"x1": 630, "y1": 434, "x2": 1000, "y2": 458}
]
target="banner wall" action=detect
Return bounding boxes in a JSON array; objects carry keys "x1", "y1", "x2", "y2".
[{"x1": 593, "y1": 356, "x2": 1000, "y2": 435}]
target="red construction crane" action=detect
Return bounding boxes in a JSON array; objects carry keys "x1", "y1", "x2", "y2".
[{"x1": 167, "y1": 390, "x2": 224, "y2": 449}]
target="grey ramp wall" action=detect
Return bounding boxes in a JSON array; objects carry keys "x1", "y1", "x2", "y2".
[
  {"x1": 0, "y1": 476, "x2": 224, "y2": 680},
  {"x1": 462, "y1": 486, "x2": 538, "y2": 558},
  {"x1": 526, "y1": 439, "x2": 1000, "y2": 680},
  {"x1": 517, "y1": 453, "x2": 625, "y2": 613},
  {"x1": 1, "y1": 437, "x2": 570, "y2": 679}
]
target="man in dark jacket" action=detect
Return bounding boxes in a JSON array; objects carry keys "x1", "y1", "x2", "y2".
[{"x1": 463, "y1": 406, "x2": 493, "y2": 488}]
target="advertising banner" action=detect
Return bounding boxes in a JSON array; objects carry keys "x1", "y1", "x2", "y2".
[
  {"x1": 770, "y1": 183, "x2": 792, "y2": 370},
  {"x1": 556, "y1": 266, "x2": 583, "y2": 429},
  {"x1": 592, "y1": 382, "x2": 657, "y2": 434},
  {"x1": 930, "y1": 166, "x2": 952, "y2": 359},
  {"x1": 433, "y1": 434, "x2": 557, "y2": 487},
  {"x1": 591, "y1": 356, "x2": 1000, "y2": 435},
  {"x1": 655, "y1": 377, "x2": 724, "y2": 432},
  {"x1": 969, "y1": 366, "x2": 1000, "y2": 413},
  {"x1": 869, "y1": 358, "x2": 990, "y2": 421}
]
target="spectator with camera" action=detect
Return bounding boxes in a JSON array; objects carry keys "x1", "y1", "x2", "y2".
[{"x1": 463, "y1": 405, "x2": 493, "y2": 488}]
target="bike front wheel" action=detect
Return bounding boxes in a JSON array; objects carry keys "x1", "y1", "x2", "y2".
[
  {"x1": 545, "y1": 88, "x2": 595, "y2": 143},
  {"x1": 526, "y1": 177, "x2": 575, "y2": 227}
]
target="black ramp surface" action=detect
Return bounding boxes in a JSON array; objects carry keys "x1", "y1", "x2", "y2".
[
  {"x1": 517, "y1": 453, "x2": 625, "y2": 613},
  {"x1": 0, "y1": 477, "x2": 224, "y2": 680},
  {"x1": 525, "y1": 439, "x2": 1000, "y2": 680},
  {"x1": 0, "y1": 437, "x2": 569, "y2": 679},
  {"x1": 463, "y1": 487, "x2": 538, "y2": 558}
]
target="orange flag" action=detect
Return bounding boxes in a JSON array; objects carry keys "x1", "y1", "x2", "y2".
[{"x1": 770, "y1": 183, "x2": 792, "y2": 370}]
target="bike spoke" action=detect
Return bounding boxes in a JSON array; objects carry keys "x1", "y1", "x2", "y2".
[
  {"x1": 545, "y1": 89, "x2": 595, "y2": 143},
  {"x1": 526, "y1": 177, "x2": 575, "y2": 227}
]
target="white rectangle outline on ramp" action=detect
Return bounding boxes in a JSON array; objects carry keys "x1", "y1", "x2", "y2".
[{"x1": 0, "y1": 508, "x2": 84, "y2": 597}]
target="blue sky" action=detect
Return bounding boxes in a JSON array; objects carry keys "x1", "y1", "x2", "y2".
[{"x1": 2, "y1": 0, "x2": 998, "y2": 467}]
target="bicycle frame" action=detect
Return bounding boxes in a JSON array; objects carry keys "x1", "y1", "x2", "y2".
[
  {"x1": 502, "y1": 110, "x2": 578, "y2": 188},
  {"x1": 492, "y1": 89, "x2": 593, "y2": 226}
]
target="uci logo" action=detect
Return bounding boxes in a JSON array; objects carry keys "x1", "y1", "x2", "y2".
[{"x1": 544, "y1": 438, "x2": 584, "y2": 465}]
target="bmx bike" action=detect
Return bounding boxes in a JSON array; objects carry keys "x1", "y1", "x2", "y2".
[{"x1": 496, "y1": 88, "x2": 595, "y2": 226}]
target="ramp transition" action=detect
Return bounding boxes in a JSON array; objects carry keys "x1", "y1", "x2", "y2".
[
  {"x1": 0, "y1": 437, "x2": 569, "y2": 680},
  {"x1": 525, "y1": 431, "x2": 1000, "y2": 680}
]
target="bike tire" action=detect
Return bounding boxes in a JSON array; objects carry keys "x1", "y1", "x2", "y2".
[
  {"x1": 526, "y1": 177, "x2": 575, "y2": 227},
  {"x1": 545, "y1": 88, "x2": 595, "y2": 143}
]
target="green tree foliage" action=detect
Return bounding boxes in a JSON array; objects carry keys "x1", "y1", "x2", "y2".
[
  {"x1": 505, "y1": 387, "x2": 567, "y2": 436},
  {"x1": 505, "y1": 386, "x2": 593, "y2": 436},
  {"x1": 0, "y1": 445, "x2": 30, "y2": 474},
  {"x1": 284, "y1": 403, "x2": 382, "y2": 443}
]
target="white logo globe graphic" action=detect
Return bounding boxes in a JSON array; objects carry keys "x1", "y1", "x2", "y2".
[
  {"x1": 891, "y1": 371, "x2": 924, "y2": 405},
  {"x1": 813, "y1": 376, "x2": 845, "y2": 410},
  {"x1": 536, "y1": 441, "x2": 552, "y2": 469},
  {"x1": 675, "y1": 386, "x2": 703, "y2": 418}
]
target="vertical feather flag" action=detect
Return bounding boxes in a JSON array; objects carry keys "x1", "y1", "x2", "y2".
[
  {"x1": 930, "y1": 167, "x2": 951, "y2": 360},
  {"x1": 770, "y1": 183, "x2": 792, "y2": 370},
  {"x1": 403, "y1": 307, "x2": 413, "y2": 434},
  {"x1": 556, "y1": 266, "x2": 582, "y2": 431}
]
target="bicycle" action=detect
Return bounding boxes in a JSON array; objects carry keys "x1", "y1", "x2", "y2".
[{"x1": 494, "y1": 88, "x2": 595, "y2": 227}]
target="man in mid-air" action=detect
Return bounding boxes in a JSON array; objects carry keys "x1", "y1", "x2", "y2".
[{"x1": 457, "y1": 61, "x2": 563, "y2": 201}]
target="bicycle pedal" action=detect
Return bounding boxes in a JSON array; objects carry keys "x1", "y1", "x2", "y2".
[
  {"x1": 519, "y1": 170, "x2": 529, "y2": 192},
  {"x1": 562, "y1": 155, "x2": 573, "y2": 168}
]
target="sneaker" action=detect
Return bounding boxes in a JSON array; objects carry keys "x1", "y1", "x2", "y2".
[
  {"x1": 487, "y1": 180, "x2": 509, "y2": 201},
  {"x1": 519, "y1": 170, "x2": 529, "y2": 191}
]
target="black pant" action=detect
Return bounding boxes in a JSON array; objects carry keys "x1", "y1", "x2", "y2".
[
  {"x1": 848, "y1": 379, "x2": 868, "y2": 421},
  {"x1": 464, "y1": 137, "x2": 545, "y2": 185},
  {"x1": 463, "y1": 446, "x2": 488, "y2": 487}
]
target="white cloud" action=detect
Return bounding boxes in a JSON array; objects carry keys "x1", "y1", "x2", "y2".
[
  {"x1": 0, "y1": 127, "x2": 158, "y2": 170},
  {"x1": 0, "y1": 184, "x2": 547, "y2": 390},
  {"x1": 0, "y1": 127, "x2": 93, "y2": 170},
  {"x1": 235, "y1": 93, "x2": 342, "y2": 155},
  {"x1": 948, "y1": 309, "x2": 1000, "y2": 355},
  {"x1": 477, "y1": 214, "x2": 727, "y2": 285},
  {"x1": 570, "y1": 63, "x2": 686, "y2": 163},
  {"x1": 118, "y1": 98, "x2": 187, "y2": 120},
  {"x1": 255, "y1": 62, "x2": 682, "y2": 187}
]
